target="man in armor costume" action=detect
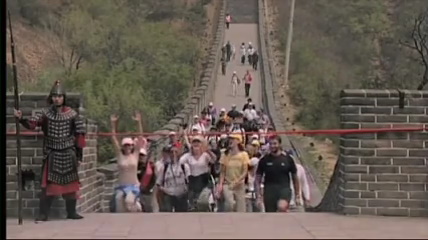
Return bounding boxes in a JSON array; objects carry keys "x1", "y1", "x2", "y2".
[{"x1": 14, "y1": 80, "x2": 86, "y2": 221}]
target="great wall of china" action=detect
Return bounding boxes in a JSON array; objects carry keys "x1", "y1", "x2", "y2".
[{"x1": 6, "y1": 0, "x2": 427, "y2": 219}]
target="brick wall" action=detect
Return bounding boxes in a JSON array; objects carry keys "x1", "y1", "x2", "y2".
[
  {"x1": 317, "y1": 89, "x2": 428, "y2": 217},
  {"x1": 98, "y1": 163, "x2": 119, "y2": 213},
  {"x1": 6, "y1": 93, "x2": 104, "y2": 218}
]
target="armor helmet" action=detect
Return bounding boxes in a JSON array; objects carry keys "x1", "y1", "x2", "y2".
[{"x1": 48, "y1": 80, "x2": 67, "y2": 105}]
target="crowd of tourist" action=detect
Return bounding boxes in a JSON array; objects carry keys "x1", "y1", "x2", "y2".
[{"x1": 111, "y1": 98, "x2": 311, "y2": 213}]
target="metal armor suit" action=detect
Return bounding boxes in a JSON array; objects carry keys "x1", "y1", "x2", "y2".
[{"x1": 19, "y1": 80, "x2": 86, "y2": 221}]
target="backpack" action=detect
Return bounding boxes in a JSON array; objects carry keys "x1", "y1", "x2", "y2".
[{"x1": 162, "y1": 162, "x2": 188, "y2": 186}]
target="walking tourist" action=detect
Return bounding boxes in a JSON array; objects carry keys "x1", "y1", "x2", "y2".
[
  {"x1": 216, "y1": 134, "x2": 249, "y2": 212},
  {"x1": 255, "y1": 136, "x2": 300, "y2": 212}
]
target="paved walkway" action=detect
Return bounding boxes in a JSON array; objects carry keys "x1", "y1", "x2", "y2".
[
  {"x1": 7, "y1": 213, "x2": 428, "y2": 239},
  {"x1": 213, "y1": 23, "x2": 261, "y2": 111}
]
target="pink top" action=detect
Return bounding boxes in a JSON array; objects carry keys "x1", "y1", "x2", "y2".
[
  {"x1": 226, "y1": 15, "x2": 231, "y2": 23},
  {"x1": 244, "y1": 73, "x2": 253, "y2": 84}
]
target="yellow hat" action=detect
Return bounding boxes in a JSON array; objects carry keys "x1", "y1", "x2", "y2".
[
  {"x1": 251, "y1": 140, "x2": 260, "y2": 147},
  {"x1": 229, "y1": 133, "x2": 243, "y2": 143}
]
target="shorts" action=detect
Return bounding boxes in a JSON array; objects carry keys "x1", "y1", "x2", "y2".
[
  {"x1": 263, "y1": 184, "x2": 292, "y2": 212},
  {"x1": 115, "y1": 184, "x2": 141, "y2": 197}
]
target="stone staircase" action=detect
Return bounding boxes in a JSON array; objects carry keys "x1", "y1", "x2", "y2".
[{"x1": 227, "y1": 0, "x2": 258, "y2": 23}]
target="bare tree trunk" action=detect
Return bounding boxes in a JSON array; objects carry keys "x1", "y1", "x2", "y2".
[{"x1": 399, "y1": 9, "x2": 428, "y2": 90}]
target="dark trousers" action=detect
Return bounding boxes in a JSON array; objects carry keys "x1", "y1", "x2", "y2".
[
  {"x1": 253, "y1": 61, "x2": 258, "y2": 70},
  {"x1": 222, "y1": 65, "x2": 226, "y2": 75},
  {"x1": 226, "y1": 51, "x2": 231, "y2": 62},
  {"x1": 140, "y1": 193, "x2": 153, "y2": 212},
  {"x1": 248, "y1": 55, "x2": 253, "y2": 65},
  {"x1": 161, "y1": 193, "x2": 188, "y2": 212},
  {"x1": 244, "y1": 83, "x2": 251, "y2": 97},
  {"x1": 263, "y1": 185, "x2": 292, "y2": 212},
  {"x1": 241, "y1": 55, "x2": 245, "y2": 64},
  {"x1": 226, "y1": 22, "x2": 230, "y2": 29},
  {"x1": 217, "y1": 196, "x2": 225, "y2": 212}
]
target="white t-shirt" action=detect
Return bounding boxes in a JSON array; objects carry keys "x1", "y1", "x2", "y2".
[
  {"x1": 179, "y1": 152, "x2": 212, "y2": 177},
  {"x1": 246, "y1": 157, "x2": 259, "y2": 198},
  {"x1": 156, "y1": 162, "x2": 190, "y2": 196},
  {"x1": 247, "y1": 47, "x2": 254, "y2": 55},
  {"x1": 244, "y1": 109, "x2": 258, "y2": 121},
  {"x1": 240, "y1": 46, "x2": 246, "y2": 56},
  {"x1": 231, "y1": 74, "x2": 239, "y2": 84},
  {"x1": 246, "y1": 174, "x2": 256, "y2": 199}
]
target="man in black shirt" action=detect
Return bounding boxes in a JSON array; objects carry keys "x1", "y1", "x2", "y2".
[
  {"x1": 242, "y1": 98, "x2": 254, "y2": 111},
  {"x1": 227, "y1": 104, "x2": 240, "y2": 119},
  {"x1": 255, "y1": 135, "x2": 300, "y2": 212}
]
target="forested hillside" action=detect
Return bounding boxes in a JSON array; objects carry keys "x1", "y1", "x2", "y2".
[
  {"x1": 6, "y1": 0, "x2": 217, "y2": 162},
  {"x1": 272, "y1": 0, "x2": 428, "y2": 132}
]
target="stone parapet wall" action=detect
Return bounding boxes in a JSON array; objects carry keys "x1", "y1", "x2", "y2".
[
  {"x1": 257, "y1": 0, "x2": 427, "y2": 216},
  {"x1": 317, "y1": 89, "x2": 428, "y2": 217}
]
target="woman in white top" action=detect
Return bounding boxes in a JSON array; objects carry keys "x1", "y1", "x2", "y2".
[
  {"x1": 179, "y1": 135, "x2": 216, "y2": 211},
  {"x1": 231, "y1": 71, "x2": 240, "y2": 97},
  {"x1": 110, "y1": 114, "x2": 146, "y2": 213},
  {"x1": 288, "y1": 153, "x2": 311, "y2": 208},
  {"x1": 231, "y1": 44, "x2": 236, "y2": 60}
]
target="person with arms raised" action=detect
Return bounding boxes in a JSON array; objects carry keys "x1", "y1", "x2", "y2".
[{"x1": 110, "y1": 113, "x2": 147, "y2": 213}]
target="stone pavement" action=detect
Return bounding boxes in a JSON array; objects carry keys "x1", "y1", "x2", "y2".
[
  {"x1": 7, "y1": 212, "x2": 428, "y2": 239},
  {"x1": 213, "y1": 23, "x2": 261, "y2": 112}
]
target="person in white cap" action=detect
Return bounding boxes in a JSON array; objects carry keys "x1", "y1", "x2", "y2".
[
  {"x1": 231, "y1": 71, "x2": 240, "y2": 97},
  {"x1": 204, "y1": 102, "x2": 217, "y2": 125},
  {"x1": 216, "y1": 108, "x2": 228, "y2": 131},
  {"x1": 227, "y1": 104, "x2": 240, "y2": 120},
  {"x1": 110, "y1": 113, "x2": 147, "y2": 213},
  {"x1": 219, "y1": 108, "x2": 227, "y2": 121},
  {"x1": 190, "y1": 115, "x2": 206, "y2": 134},
  {"x1": 179, "y1": 135, "x2": 217, "y2": 211},
  {"x1": 168, "y1": 131, "x2": 177, "y2": 145}
]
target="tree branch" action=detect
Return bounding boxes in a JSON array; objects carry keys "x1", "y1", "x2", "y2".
[{"x1": 400, "y1": 9, "x2": 428, "y2": 89}]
